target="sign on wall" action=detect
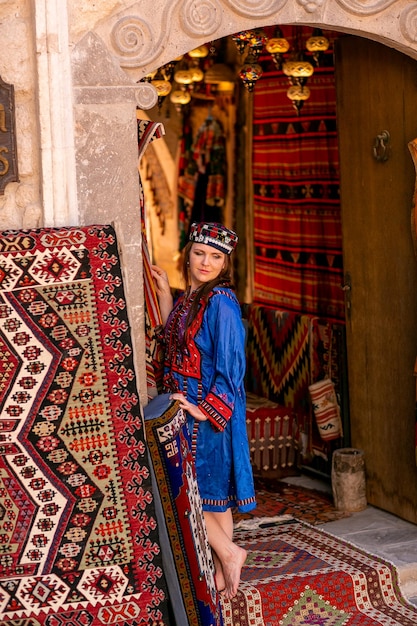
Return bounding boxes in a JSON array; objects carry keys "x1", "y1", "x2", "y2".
[{"x1": 0, "y1": 76, "x2": 19, "y2": 194}]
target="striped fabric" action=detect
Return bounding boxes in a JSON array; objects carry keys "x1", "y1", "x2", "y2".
[{"x1": 252, "y1": 27, "x2": 345, "y2": 322}]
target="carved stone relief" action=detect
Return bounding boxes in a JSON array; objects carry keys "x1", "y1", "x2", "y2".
[{"x1": 90, "y1": 0, "x2": 417, "y2": 85}]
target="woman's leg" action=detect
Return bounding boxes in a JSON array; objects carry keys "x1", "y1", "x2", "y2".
[{"x1": 203, "y1": 509, "x2": 247, "y2": 599}]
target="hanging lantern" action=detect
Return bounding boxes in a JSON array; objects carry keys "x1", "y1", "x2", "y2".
[
  {"x1": 287, "y1": 84, "x2": 311, "y2": 114},
  {"x1": 283, "y1": 56, "x2": 314, "y2": 87},
  {"x1": 188, "y1": 45, "x2": 209, "y2": 59},
  {"x1": 190, "y1": 66, "x2": 204, "y2": 82},
  {"x1": 247, "y1": 28, "x2": 267, "y2": 60},
  {"x1": 239, "y1": 53, "x2": 263, "y2": 92},
  {"x1": 231, "y1": 30, "x2": 252, "y2": 55},
  {"x1": 173, "y1": 57, "x2": 195, "y2": 86},
  {"x1": 265, "y1": 27, "x2": 290, "y2": 69},
  {"x1": 174, "y1": 68, "x2": 195, "y2": 85},
  {"x1": 170, "y1": 88, "x2": 191, "y2": 113},
  {"x1": 170, "y1": 89, "x2": 191, "y2": 105},
  {"x1": 151, "y1": 70, "x2": 172, "y2": 110},
  {"x1": 306, "y1": 28, "x2": 330, "y2": 65}
]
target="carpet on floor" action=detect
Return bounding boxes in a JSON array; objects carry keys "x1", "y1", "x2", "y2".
[
  {"x1": 234, "y1": 478, "x2": 352, "y2": 526},
  {"x1": 221, "y1": 517, "x2": 417, "y2": 625}
]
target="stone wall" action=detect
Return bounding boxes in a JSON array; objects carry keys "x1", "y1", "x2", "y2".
[{"x1": 0, "y1": 0, "x2": 41, "y2": 230}]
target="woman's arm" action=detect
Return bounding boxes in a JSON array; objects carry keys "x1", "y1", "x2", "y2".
[
  {"x1": 151, "y1": 264, "x2": 174, "y2": 325},
  {"x1": 170, "y1": 392, "x2": 208, "y2": 421}
]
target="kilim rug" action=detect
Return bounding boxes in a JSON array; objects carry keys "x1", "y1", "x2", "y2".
[
  {"x1": 243, "y1": 303, "x2": 347, "y2": 465},
  {"x1": 0, "y1": 225, "x2": 171, "y2": 625},
  {"x1": 245, "y1": 305, "x2": 310, "y2": 413},
  {"x1": 252, "y1": 26, "x2": 344, "y2": 322},
  {"x1": 221, "y1": 517, "x2": 417, "y2": 625},
  {"x1": 144, "y1": 394, "x2": 223, "y2": 626},
  {"x1": 234, "y1": 480, "x2": 351, "y2": 526}
]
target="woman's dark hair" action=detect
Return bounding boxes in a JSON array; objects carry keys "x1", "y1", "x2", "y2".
[{"x1": 180, "y1": 241, "x2": 234, "y2": 340}]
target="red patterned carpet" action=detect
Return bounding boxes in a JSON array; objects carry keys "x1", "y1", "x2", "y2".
[
  {"x1": 222, "y1": 517, "x2": 417, "y2": 625},
  {"x1": 0, "y1": 226, "x2": 170, "y2": 625},
  {"x1": 234, "y1": 478, "x2": 352, "y2": 526}
]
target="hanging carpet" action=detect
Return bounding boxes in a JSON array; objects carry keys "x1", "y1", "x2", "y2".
[
  {"x1": 221, "y1": 518, "x2": 417, "y2": 625},
  {"x1": 252, "y1": 27, "x2": 345, "y2": 322},
  {"x1": 0, "y1": 225, "x2": 171, "y2": 625}
]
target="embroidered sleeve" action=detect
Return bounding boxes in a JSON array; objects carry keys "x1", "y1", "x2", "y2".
[
  {"x1": 200, "y1": 392, "x2": 232, "y2": 431},
  {"x1": 197, "y1": 290, "x2": 246, "y2": 432}
]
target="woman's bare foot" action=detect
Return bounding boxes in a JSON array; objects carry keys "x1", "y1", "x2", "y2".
[
  {"x1": 222, "y1": 544, "x2": 247, "y2": 600},
  {"x1": 212, "y1": 552, "x2": 226, "y2": 594},
  {"x1": 203, "y1": 510, "x2": 247, "y2": 600}
]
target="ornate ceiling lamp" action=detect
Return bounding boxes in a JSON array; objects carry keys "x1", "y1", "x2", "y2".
[
  {"x1": 306, "y1": 28, "x2": 330, "y2": 65},
  {"x1": 282, "y1": 55, "x2": 314, "y2": 88},
  {"x1": 281, "y1": 26, "x2": 315, "y2": 112},
  {"x1": 188, "y1": 45, "x2": 209, "y2": 60},
  {"x1": 149, "y1": 69, "x2": 172, "y2": 110},
  {"x1": 173, "y1": 64, "x2": 195, "y2": 88},
  {"x1": 169, "y1": 88, "x2": 191, "y2": 113},
  {"x1": 282, "y1": 55, "x2": 314, "y2": 112},
  {"x1": 145, "y1": 27, "x2": 331, "y2": 113},
  {"x1": 286, "y1": 84, "x2": 311, "y2": 113},
  {"x1": 239, "y1": 51, "x2": 263, "y2": 92},
  {"x1": 231, "y1": 30, "x2": 252, "y2": 55},
  {"x1": 188, "y1": 45, "x2": 209, "y2": 83},
  {"x1": 246, "y1": 28, "x2": 267, "y2": 61},
  {"x1": 265, "y1": 26, "x2": 290, "y2": 70}
]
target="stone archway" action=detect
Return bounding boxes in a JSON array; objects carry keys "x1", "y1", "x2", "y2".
[
  {"x1": 72, "y1": 0, "x2": 417, "y2": 232},
  {"x1": 93, "y1": 0, "x2": 417, "y2": 81}
]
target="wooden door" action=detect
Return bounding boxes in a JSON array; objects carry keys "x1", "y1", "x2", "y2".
[{"x1": 335, "y1": 36, "x2": 417, "y2": 523}]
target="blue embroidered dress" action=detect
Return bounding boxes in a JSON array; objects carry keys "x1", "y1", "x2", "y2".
[{"x1": 163, "y1": 286, "x2": 256, "y2": 513}]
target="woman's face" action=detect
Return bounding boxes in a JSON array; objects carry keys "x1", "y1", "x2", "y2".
[{"x1": 189, "y1": 243, "x2": 226, "y2": 290}]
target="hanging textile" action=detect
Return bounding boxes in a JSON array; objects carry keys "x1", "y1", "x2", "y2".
[
  {"x1": 252, "y1": 27, "x2": 345, "y2": 322},
  {"x1": 177, "y1": 111, "x2": 227, "y2": 247},
  {"x1": 0, "y1": 224, "x2": 171, "y2": 624},
  {"x1": 138, "y1": 118, "x2": 166, "y2": 398}
]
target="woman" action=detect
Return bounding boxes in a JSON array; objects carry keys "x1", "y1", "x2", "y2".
[{"x1": 152, "y1": 222, "x2": 256, "y2": 600}]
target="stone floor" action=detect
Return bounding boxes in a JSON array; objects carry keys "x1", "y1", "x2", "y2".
[{"x1": 285, "y1": 474, "x2": 417, "y2": 606}]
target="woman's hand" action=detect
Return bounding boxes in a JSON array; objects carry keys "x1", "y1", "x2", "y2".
[
  {"x1": 151, "y1": 264, "x2": 173, "y2": 324},
  {"x1": 170, "y1": 393, "x2": 208, "y2": 422}
]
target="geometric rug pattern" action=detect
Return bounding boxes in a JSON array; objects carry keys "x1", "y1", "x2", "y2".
[
  {"x1": 0, "y1": 225, "x2": 170, "y2": 624},
  {"x1": 144, "y1": 394, "x2": 223, "y2": 626},
  {"x1": 222, "y1": 518, "x2": 417, "y2": 625},
  {"x1": 234, "y1": 479, "x2": 352, "y2": 526}
]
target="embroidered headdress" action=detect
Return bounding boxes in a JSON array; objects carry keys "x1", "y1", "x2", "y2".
[{"x1": 189, "y1": 222, "x2": 238, "y2": 255}]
